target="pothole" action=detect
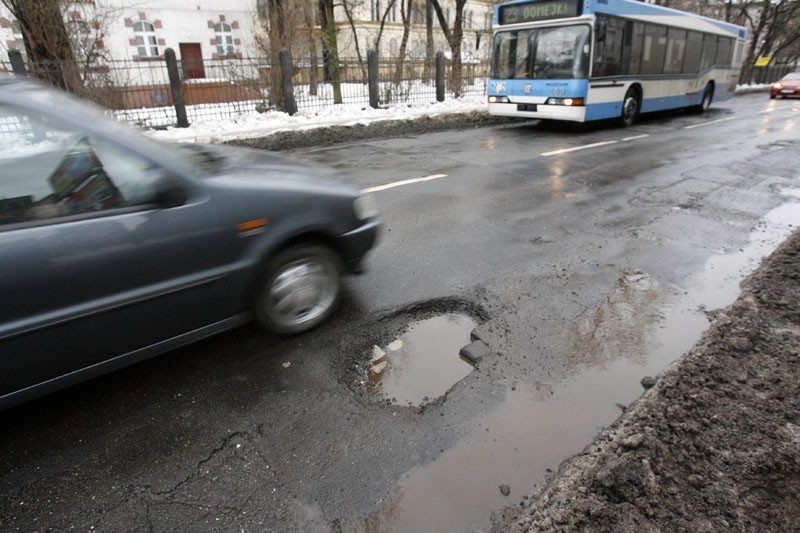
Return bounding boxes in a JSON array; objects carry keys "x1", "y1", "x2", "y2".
[
  {"x1": 367, "y1": 313, "x2": 479, "y2": 408},
  {"x1": 338, "y1": 299, "x2": 487, "y2": 409}
]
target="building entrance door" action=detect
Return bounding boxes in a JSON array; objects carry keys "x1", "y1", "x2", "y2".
[{"x1": 179, "y1": 43, "x2": 205, "y2": 79}]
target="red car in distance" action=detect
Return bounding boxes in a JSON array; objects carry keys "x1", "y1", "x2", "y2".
[{"x1": 770, "y1": 72, "x2": 800, "y2": 99}]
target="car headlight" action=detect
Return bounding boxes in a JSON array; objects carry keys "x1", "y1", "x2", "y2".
[
  {"x1": 773, "y1": 83, "x2": 782, "y2": 89},
  {"x1": 353, "y1": 193, "x2": 379, "y2": 220}
]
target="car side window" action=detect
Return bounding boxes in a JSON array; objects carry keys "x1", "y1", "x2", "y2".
[{"x1": 0, "y1": 105, "x2": 163, "y2": 227}]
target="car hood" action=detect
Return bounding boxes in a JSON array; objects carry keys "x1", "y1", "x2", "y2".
[
  {"x1": 179, "y1": 143, "x2": 360, "y2": 203},
  {"x1": 184, "y1": 143, "x2": 340, "y2": 180}
]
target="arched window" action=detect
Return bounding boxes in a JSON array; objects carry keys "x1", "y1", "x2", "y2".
[
  {"x1": 133, "y1": 21, "x2": 158, "y2": 57},
  {"x1": 214, "y1": 22, "x2": 234, "y2": 56},
  {"x1": 133, "y1": 21, "x2": 159, "y2": 57}
]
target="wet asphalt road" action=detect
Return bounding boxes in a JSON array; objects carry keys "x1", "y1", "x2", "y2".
[{"x1": 1, "y1": 94, "x2": 799, "y2": 532}]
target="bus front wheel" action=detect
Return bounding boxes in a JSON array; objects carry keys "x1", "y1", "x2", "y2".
[{"x1": 619, "y1": 89, "x2": 640, "y2": 127}]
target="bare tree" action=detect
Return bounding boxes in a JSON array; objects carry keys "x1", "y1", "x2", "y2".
[
  {"x1": 664, "y1": 0, "x2": 800, "y2": 68},
  {"x1": 393, "y1": 0, "x2": 413, "y2": 84},
  {"x1": 320, "y1": 0, "x2": 342, "y2": 103},
  {"x1": 429, "y1": 0, "x2": 467, "y2": 96},
  {"x1": 425, "y1": 0, "x2": 434, "y2": 79},
  {"x1": 741, "y1": 0, "x2": 800, "y2": 67},
  {"x1": 256, "y1": 0, "x2": 316, "y2": 111},
  {"x1": 1, "y1": 0, "x2": 80, "y2": 90},
  {"x1": 373, "y1": 0, "x2": 399, "y2": 53},
  {"x1": 340, "y1": 0, "x2": 368, "y2": 76}
]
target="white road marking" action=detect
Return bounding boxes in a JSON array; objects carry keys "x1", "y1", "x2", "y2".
[
  {"x1": 362, "y1": 174, "x2": 448, "y2": 193},
  {"x1": 684, "y1": 116, "x2": 737, "y2": 129},
  {"x1": 540, "y1": 140, "x2": 619, "y2": 156},
  {"x1": 622, "y1": 134, "x2": 650, "y2": 142}
]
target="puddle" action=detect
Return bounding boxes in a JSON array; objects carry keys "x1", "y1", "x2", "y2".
[
  {"x1": 367, "y1": 313, "x2": 478, "y2": 408},
  {"x1": 363, "y1": 191, "x2": 800, "y2": 533}
]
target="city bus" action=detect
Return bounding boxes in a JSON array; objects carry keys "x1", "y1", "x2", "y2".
[{"x1": 487, "y1": 0, "x2": 747, "y2": 126}]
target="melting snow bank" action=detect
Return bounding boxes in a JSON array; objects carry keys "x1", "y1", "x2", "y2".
[
  {"x1": 146, "y1": 85, "x2": 771, "y2": 146},
  {"x1": 490, "y1": 226, "x2": 800, "y2": 532}
]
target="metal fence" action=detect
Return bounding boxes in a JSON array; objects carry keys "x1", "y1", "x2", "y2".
[
  {"x1": 739, "y1": 64, "x2": 797, "y2": 86},
  {"x1": 3, "y1": 49, "x2": 792, "y2": 130},
  {"x1": 2, "y1": 50, "x2": 490, "y2": 129}
]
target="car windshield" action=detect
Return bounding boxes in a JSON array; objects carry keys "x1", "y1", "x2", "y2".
[
  {"x1": 782, "y1": 72, "x2": 800, "y2": 81},
  {"x1": 492, "y1": 25, "x2": 591, "y2": 80}
]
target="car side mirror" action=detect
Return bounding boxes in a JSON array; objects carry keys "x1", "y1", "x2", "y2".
[{"x1": 153, "y1": 177, "x2": 187, "y2": 208}]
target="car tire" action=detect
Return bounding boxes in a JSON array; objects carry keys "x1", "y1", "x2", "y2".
[
  {"x1": 619, "y1": 88, "x2": 640, "y2": 127},
  {"x1": 255, "y1": 244, "x2": 342, "y2": 335}
]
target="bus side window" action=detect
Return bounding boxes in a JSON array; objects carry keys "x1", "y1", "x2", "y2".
[
  {"x1": 628, "y1": 22, "x2": 645, "y2": 75},
  {"x1": 701, "y1": 34, "x2": 717, "y2": 71},
  {"x1": 715, "y1": 38, "x2": 733, "y2": 66},
  {"x1": 593, "y1": 17, "x2": 624, "y2": 77},
  {"x1": 664, "y1": 28, "x2": 687, "y2": 74},
  {"x1": 642, "y1": 25, "x2": 666, "y2": 75},
  {"x1": 684, "y1": 31, "x2": 703, "y2": 74}
]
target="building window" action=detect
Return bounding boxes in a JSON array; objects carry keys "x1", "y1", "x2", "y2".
[
  {"x1": 214, "y1": 22, "x2": 234, "y2": 55},
  {"x1": 134, "y1": 21, "x2": 158, "y2": 57}
]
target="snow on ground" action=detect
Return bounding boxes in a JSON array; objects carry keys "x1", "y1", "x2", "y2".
[
  {"x1": 148, "y1": 95, "x2": 487, "y2": 145},
  {"x1": 147, "y1": 84, "x2": 771, "y2": 146}
]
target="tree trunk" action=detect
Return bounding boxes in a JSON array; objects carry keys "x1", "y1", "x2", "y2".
[
  {"x1": 306, "y1": 9, "x2": 319, "y2": 96},
  {"x1": 3, "y1": 0, "x2": 80, "y2": 91},
  {"x1": 429, "y1": 0, "x2": 467, "y2": 97},
  {"x1": 393, "y1": 0, "x2": 412, "y2": 85},
  {"x1": 266, "y1": 0, "x2": 287, "y2": 111},
  {"x1": 424, "y1": 0, "x2": 435, "y2": 80},
  {"x1": 321, "y1": 0, "x2": 342, "y2": 104},
  {"x1": 340, "y1": 0, "x2": 366, "y2": 78}
]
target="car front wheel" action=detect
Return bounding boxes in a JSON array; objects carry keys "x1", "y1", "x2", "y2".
[{"x1": 255, "y1": 244, "x2": 342, "y2": 334}]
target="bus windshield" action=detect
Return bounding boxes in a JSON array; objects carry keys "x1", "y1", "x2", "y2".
[{"x1": 492, "y1": 25, "x2": 590, "y2": 80}]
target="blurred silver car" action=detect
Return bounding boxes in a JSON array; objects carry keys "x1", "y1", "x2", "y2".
[{"x1": 0, "y1": 77, "x2": 380, "y2": 409}]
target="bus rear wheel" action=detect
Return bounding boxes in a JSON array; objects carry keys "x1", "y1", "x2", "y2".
[
  {"x1": 619, "y1": 89, "x2": 640, "y2": 127},
  {"x1": 695, "y1": 83, "x2": 713, "y2": 112}
]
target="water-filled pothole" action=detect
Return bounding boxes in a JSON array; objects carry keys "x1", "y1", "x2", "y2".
[{"x1": 365, "y1": 313, "x2": 479, "y2": 408}]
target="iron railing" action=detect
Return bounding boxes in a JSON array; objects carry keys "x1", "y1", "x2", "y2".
[{"x1": 2, "y1": 51, "x2": 491, "y2": 129}]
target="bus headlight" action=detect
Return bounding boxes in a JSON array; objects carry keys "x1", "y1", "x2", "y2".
[
  {"x1": 546, "y1": 98, "x2": 584, "y2": 106},
  {"x1": 488, "y1": 96, "x2": 510, "y2": 103}
]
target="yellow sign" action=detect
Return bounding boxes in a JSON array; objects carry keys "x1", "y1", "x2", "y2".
[{"x1": 754, "y1": 57, "x2": 772, "y2": 67}]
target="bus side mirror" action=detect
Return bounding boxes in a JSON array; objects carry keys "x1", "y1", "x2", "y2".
[{"x1": 597, "y1": 19, "x2": 607, "y2": 42}]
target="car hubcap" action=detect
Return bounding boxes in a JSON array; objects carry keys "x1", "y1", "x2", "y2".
[{"x1": 268, "y1": 259, "x2": 336, "y2": 327}]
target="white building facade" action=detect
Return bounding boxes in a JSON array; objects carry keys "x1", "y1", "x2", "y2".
[
  {"x1": 1, "y1": 0, "x2": 259, "y2": 68},
  {"x1": 2, "y1": 1, "x2": 495, "y2": 68},
  {"x1": 330, "y1": 1, "x2": 495, "y2": 61}
]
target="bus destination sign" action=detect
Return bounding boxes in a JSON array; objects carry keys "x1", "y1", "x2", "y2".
[{"x1": 498, "y1": 0, "x2": 582, "y2": 25}]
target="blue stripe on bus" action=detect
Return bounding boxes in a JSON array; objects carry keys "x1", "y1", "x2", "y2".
[{"x1": 488, "y1": 79, "x2": 589, "y2": 97}]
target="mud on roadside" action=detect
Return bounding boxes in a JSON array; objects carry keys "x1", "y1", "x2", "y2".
[
  {"x1": 491, "y1": 228, "x2": 800, "y2": 532},
  {"x1": 225, "y1": 111, "x2": 519, "y2": 152}
]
